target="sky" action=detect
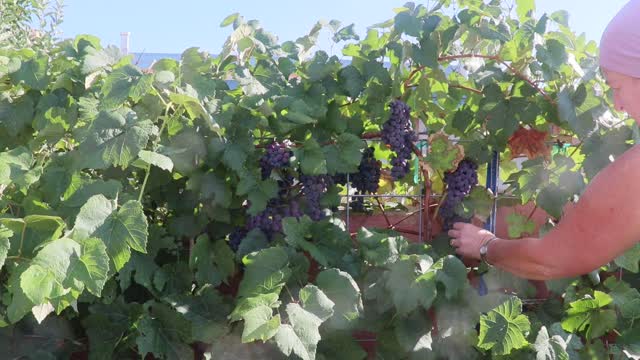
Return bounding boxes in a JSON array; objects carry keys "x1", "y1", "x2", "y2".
[{"x1": 58, "y1": 0, "x2": 630, "y2": 55}]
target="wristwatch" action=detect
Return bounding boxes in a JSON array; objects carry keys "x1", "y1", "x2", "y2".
[{"x1": 479, "y1": 236, "x2": 498, "y2": 265}]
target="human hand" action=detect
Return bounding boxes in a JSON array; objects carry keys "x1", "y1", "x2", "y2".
[{"x1": 447, "y1": 222, "x2": 496, "y2": 260}]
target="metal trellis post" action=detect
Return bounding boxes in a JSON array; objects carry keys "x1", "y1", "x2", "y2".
[{"x1": 484, "y1": 151, "x2": 499, "y2": 234}]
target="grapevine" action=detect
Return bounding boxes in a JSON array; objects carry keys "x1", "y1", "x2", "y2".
[{"x1": 0, "y1": 2, "x2": 630, "y2": 360}]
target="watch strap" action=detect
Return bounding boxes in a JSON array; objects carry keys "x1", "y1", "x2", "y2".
[{"x1": 480, "y1": 236, "x2": 498, "y2": 265}]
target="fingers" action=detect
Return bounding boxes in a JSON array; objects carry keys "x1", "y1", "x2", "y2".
[
  {"x1": 452, "y1": 222, "x2": 465, "y2": 230},
  {"x1": 449, "y1": 238, "x2": 458, "y2": 247},
  {"x1": 447, "y1": 229, "x2": 460, "y2": 238}
]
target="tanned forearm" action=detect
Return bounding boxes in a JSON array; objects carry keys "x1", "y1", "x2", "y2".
[{"x1": 485, "y1": 236, "x2": 599, "y2": 280}]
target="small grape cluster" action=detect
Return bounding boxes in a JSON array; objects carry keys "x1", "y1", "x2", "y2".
[
  {"x1": 260, "y1": 141, "x2": 293, "y2": 179},
  {"x1": 438, "y1": 159, "x2": 479, "y2": 230},
  {"x1": 335, "y1": 146, "x2": 382, "y2": 212},
  {"x1": 230, "y1": 198, "x2": 304, "y2": 252},
  {"x1": 351, "y1": 147, "x2": 381, "y2": 194},
  {"x1": 228, "y1": 227, "x2": 247, "y2": 252},
  {"x1": 381, "y1": 100, "x2": 418, "y2": 180},
  {"x1": 300, "y1": 174, "x2": 335, "y2": 221}
]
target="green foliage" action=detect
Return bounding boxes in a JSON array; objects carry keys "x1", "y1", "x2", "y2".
[
  {"x1": 478, "y1": 297, "x2": 531, "y2": 355},
  {"x1": 0, "y1": 1, "x2": 636, "y2": 358}
]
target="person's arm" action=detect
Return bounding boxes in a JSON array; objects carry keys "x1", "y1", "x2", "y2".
[{"x1": 451, "y1": 144, "x2": 640, "y2": 280}]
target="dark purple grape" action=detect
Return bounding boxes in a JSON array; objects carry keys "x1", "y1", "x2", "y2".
[
  {"x1": 300, "y1": 174, "x2": 334, "y2": 220},
  {"x1": 260, "y1": 141, "x2": 293, "y2": 180},
  {"x1": 381, "y1": 100, "x2": 417, "y2": 180},
  {"x1": 439, "y1": 159, "x2": 479, "y2": 230},
  {"x1": 229, "y1": 227, "x2": 247, "y2": 252}
]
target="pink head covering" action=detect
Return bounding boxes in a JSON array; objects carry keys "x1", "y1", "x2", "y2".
[{"x1": 600, "y1": 0, "x2": 640, "y2": 78}]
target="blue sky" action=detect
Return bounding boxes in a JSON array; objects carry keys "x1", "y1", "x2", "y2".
[{"x1": 59, "y1": 0, "x2": 629, "y2": 54}]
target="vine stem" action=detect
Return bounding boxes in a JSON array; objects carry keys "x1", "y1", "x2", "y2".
[
  {"x1": 405, "y1": 53, "x2": 556, "y2": 106},
  {"x1": 6, "y1": 255, "x2": 29, "y2": 262}
]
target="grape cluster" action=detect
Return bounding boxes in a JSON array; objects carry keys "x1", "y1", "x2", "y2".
[
  {"x1": 352, "y1": 147, "x2": 381, "y2": 194},
  {"x1": 335, "y1": 146, "x2": 382, "y2": 212},
  {"x1": 260, "y1": 141, "x2": 292, "y2": 179},
  {"x1": 301, "y1": 174, "x2": 335, "y2": 220},
  {"x1": 381, "y1": 100, "x2": 418, "y2": 180},
  {"x1": 438, "y1": 159, "x2": 479, "y2": 230},
  {"x1": 228, "y1": 227, "x2": 247, "y2": 252},
  {"x1": 229, "y1": 177, "x2": 304, "y2": 251}
]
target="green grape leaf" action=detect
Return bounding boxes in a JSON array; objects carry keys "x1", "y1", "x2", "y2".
[
  {"x1": 11, "y1": 57, "x2": 49, "y2": 90},
  {"x1": 222, "y1": 143, "x2": 249, "y2": 173},
  {"x1": 338, "y1": 65, "x2": 365, "y2": 98},
  {"x1": 275, "y1": 285, "x2": 334, "y2": 360},
  {"x1": 356, "y1": 227, "x2": 408, "y2": 266},
  {"x1": 241, "y1": 305, "x2": 281, "y2": 343},
  {"x1": 534, "y1": 326, "x2": 569, "y2": 360},
  {"x1": 235, "y1": 229, "x2": 270, "y2": 261},
  {"x1": 333, "y1": 23, "x2": 360, "y2": 43},
  {"x1": 298, "y1": 285, "x2": 333, "y2": 321},
  {"x1": 229, "y1": 293, "x2": 281, "y2": 323},
  {"x1": 0, "y1": 225, "x2": 12, "y2": 269},
  {"x1": 80, "y1": 45, "x2": 122, "y2": 74},
  {"x1": 394, "y1": 11, "x2": 421, "y2": 37},
  {"x1": 385, "y1": 255, "x2": 437, "y2": 315},
  {"x1": 604, "y1": 277, "x2": 640, "y2": 320},
  {"x1": 506, "y1": 213, "x2": 537, "y2": 238},
  {"x1": 433, "y1": 255, "x2": 467, "y2": 300},
  {"x1": 186, "y1": 170, "x2": 233, "y2": 208},
  {"x1": 413, "y1": 35, "x2": 439, "y2": 69},
  {"x1": 159, "y1": 128, "x2": 207, "y2": 175},
  {"x1": 537, "y1": 185, "x2": 570, "y2": 219},
  {"x1": 77, "y1": 109, "x2": 155, "y2": 169},
  {"x1": 549, "y1": 322, "x2": 583, "y2": 359},
  {"x1": 1, "y1": 215, "x2": 66, "y2": 259},
  {"x1": 425, "y1": 133, "x2": 464, "y2": 173},
  {"x1": 282, "y1": 216, "x2": 330, "y2": 267},
  {"x1": 614, "y1": 243, "x2": 640, "y2": 273},
  {"x1": 220, "y1": 13, "x2": 239, "y2": 27},
  {"x1": 0, "y1": 146, "x2": 41, "y2": 189},
  {"x1": 237, "y1": 247, "x2": 291, "y2": 299},
  {"x1": 316, "y1": 269, "x2": 363, "y2": 330},
  {"x1": 19, "y1": 237, "x2": 109, "y2": 306},
  {"x1": 536, "y1": 39, "x2": 568, "y2": 69},
  {"x1": 296, "y1": 138, "x2": 327, "y2": 175},
  {"x1": 101, "y1": 65, "x2": 153, "y2": 109},
  {"x1": 324, "y1": 133, "x2": 364, "y2": 174},
  {"x1": 247, "y1": 179, "x2": 279, "y2": 215},
  {"x1": 516, "y1": 0, "x2": 535, "y2": 22},
  {"x1": 165, "y1": 285, "x2": 231, "y2": 344},
  {"x1": 458, "y1": 186, "x2": 493, "y2": 221},
  {"x1": 561, "y1": 291, "x2": 617, "y2": 340},
  {"x1": 72, "y1": 195, "x2": 148, "y2": 271},
  {"x1": 317, "y1": 332, "x2": 368, "y2": 360},
  {"x1": 118, "y1": 252, "x2": 158, "y2": 292},
  {"x1": 136, "y1": 302, "x2": 193, "y2": 360},
  {"x1": 582, "y1": 127, "x2": 632, "y2": 179},
  {"x1": 70, "y1": 237, "x2": 110, "y2": 296},
  {"x1": 169, "y1": 92, "x2": 213, "y2": 123},
  {"x1": 0, "y1": 93, "x2": 36, "y2": 137},
  {"x1": 83, "y1": 300, "x2": 144, "y2": 360},
  {"x1": 478, "y1": 297, "x2": 531, "y2": 355},
  {"x1": 138, "y1": 150, "x2": 174, "y2": 172},
  {"x1": 189, "y1": 234, "x2": 235, "y2": 287},
  {"x1": 393, "y1": 313, "x2": 434, "y2": 355}
]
